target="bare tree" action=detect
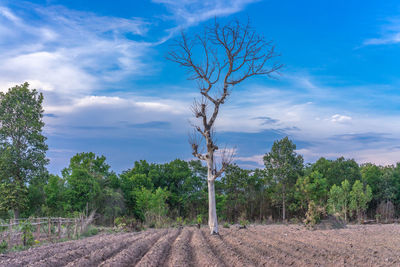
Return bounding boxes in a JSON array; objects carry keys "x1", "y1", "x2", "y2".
[{"x1": 168, "y1": 19, "x2": 282, "y2": 234}]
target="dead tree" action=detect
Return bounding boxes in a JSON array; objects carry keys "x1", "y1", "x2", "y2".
[{"x1": 168, "y1": 19, "x2": 282, "y2": 234}]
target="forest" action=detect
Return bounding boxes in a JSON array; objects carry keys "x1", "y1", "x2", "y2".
[{"x1": 1, "y1": 83, "x2": 398, "y2": 229}]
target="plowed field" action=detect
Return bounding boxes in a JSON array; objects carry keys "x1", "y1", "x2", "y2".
[{"x1": 1, "y1": 224, "x2": 400, "y2": 266}]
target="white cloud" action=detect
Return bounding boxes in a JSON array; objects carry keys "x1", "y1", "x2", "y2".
[
  {"x1": 0, "y1": 4, "x2": 153, "y2": 97},
  {"x1": 363, "y1": 18, "x2": 400, "y2": 46},
  {"x1": 0, "y1": 7, "x2": 21, "y2": 23},
  {"x1": 331, "y1": 114, "x2": 352, "y2": 123},
  {"x1": 235, "y1": 154, "x2": 264, "y2": 165},
  {"x1": 153, "y1": 0, "x2": 259, "y2": 41},
  {"x1": 364, "y1": 33, "x2": 400, "y2": 45},
  {"x1": 0, "y1": 51, "x2": 96, "y2": 95}
]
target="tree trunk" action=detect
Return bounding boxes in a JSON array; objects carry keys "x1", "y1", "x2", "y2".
[
  {"x1": 207, "y1": 176, "x2": 218, "y2": 234},
  {"x1": 13, "y1": 209, "x2": 19, "y2": 219},
  {"x1": 282, "y1": 185, "x2": 286, "y2": 221}
]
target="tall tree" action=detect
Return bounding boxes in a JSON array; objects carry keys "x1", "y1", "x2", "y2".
[
  {"x1": 264, "y1": 137, "x2": 303, "y2": 221},
  {"x1": 0, "y1": 83, "x2": 48, "y2": 217},
  {"x1": 221, "y1": 164, "x2": 249, "y2": 222},
  {"x1": 168, "y1": 19, "x2": 282, "y2": 234},
  {"x1": 62, "y1": 152, "x2": 114, "y2": 214},
  {"x1": 349, "y1": 180, "x2": 372, "y2": 222},
  {"x1": 295, "y1": 170, "x2": 328, "y2": 212},
  {"x1": 327, "y1": 179, "x2": 351, "y2": 222}
]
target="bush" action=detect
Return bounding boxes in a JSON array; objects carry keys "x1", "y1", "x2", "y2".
[
  {"x1": 0, "y1": 240, "x2": 8, "y2": 253},
  {"x1": 223, "y1": 222, "x2": 230, "y2": 228},
  {"x1": 239, "y1": 212, "x2": 249, "y2": 229},
  {"x1": 176, "y1": 216, "x2": 183, "y2": 227},
  {"x1": 20, "y1": 221, "x2": 34, "y2": 247},
  {"x1": 82, "y1": 225, "x2": 98, "y2": 237},
  {"x1": 135, "y1": 187, "x2": 169, "y2": 228},
  {"x1": 304, "y1": 201, "x2": 326, "y2": 228},
  {"x1": 114, "y1": 216, "x2": 141, "y2": 231},
  {"x1": 239, "y1": 219, "x2": 249, "y2": 228}
]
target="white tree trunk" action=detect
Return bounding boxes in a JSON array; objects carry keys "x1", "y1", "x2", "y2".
[
  {"x1": 282, "y1": 187, "x2": 286, "y2": 221},
  {"x1": 207, "y1": 168, "x2": 218, "y2": 234}
]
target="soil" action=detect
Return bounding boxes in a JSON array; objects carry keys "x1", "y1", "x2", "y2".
[{"x1": 1, "y1": 224, "x2": 400, "y2": 266}]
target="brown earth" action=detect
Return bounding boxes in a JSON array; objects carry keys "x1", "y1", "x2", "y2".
[{"x1": 1, "y1": 224, "x2": 400, "y2": 266}]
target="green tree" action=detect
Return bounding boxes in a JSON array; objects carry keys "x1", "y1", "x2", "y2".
[
  {"x1": 360, "y1": 163, "x2": 382, "y2": 212},
  {"x1": 264, "y1": 137, "x2": 304, "y2": 221},
  {"x1": 44, "y1": 174, "x2": 67, "y2": 216},
  {"x1": 312, "y1": 157, "x2": 361, "y2": 187},
  {"x1": 119, "y1": 161, "x2": 153, "y2": 217},
  {"x1": 295, "y1": 171, "x2": 328, "y2": 212},
  {"x1": 62, "y1": 152, "x2": 114, "y2": 214},
  {"x1": 135, "y1": 187, "x2": 169, "y2": 227},
  {"x1": 0, "y1": 83, "x2": 48, "y2": 217},
  {"x1": 349, "y1": 180, "x2": 372, "y2": 222},
  {"x1": 327, "y1": 179, "x2": 351, "y2": 221},
  {"x1": 221, "y1": 164, "x2": 249, "y2": 222},
  {"x1": 103, "y1": 187, "x2": 125, "y2": 225}
]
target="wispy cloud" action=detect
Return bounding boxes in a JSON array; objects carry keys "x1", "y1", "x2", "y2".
[
  {"x1": 363, "y1": 18, "x2": 400, "y2": 46},
  {"x1": 153, "y1": 0, "x2": 259, "y2": 40},
  {"x1": 0, "y1": 4, "x2": 153, "y2": 97}
]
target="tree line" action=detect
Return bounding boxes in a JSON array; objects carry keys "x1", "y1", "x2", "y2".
[{"x1": 1, "y1": 83, "x2": 399, "y2": 227}]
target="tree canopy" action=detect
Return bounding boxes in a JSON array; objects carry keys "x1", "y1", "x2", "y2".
[{"x1": 0, "y1": 83, "x2": 48, "y2": 217}]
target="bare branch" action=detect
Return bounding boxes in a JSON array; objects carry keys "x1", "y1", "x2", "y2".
[
  {"x1": 188, "y1": 131, "x2": 206, "y2": 161},
  {"x1": 212, "y1": 146, "x2": 235, "y2": 180},
  {"x1": 167, "y1": 18, "x2": 282, "y2": 170}
]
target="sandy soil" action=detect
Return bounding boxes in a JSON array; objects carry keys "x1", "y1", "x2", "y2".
[{"x1": 1, "y1": 224, "x2": 400, "y2": 266}]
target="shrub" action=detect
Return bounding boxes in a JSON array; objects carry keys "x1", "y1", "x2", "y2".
[
  {"x1": 0, "y1": 240, "x2": 8, "y2": 253},
  {"x1": 304, "y1": 201, "x2": 325, "y2": 228},
  {"x1": 135, "y1": 187, "x2": 169, "y2": 228},
  {"x1": 176, "y1": 216, "x2": 183, "y2": 227},
  {"x1": 82, "y1": 225, "x2": 99, "y2": 237},
  {"x1": 114, "y1": 216, "x2": 141, "y2": 231},
  {"x1": 239, "y1": 219, "x2": 249, "y2": 228},
  {"x1": 223, "y1": 222, "x2": 230, "y2": 228},
  {"x1": 20, "y1": 221, "x2": 34, "y2": 247},
  {"x1": 238, "y1": 212, "x2": 249, "y2": 229},
  {"x1": 195, "y1": 215, "x2": 203, "y2": 229}
]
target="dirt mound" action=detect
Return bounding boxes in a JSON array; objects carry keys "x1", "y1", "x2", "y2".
[
  {"x1": 2, "y1": 224, "x2": 400, "y2": 266},
  {"x1": 313, "y1": 215, "x2": 347, "y2": 230}
]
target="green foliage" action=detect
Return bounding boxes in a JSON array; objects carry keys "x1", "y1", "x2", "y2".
[
  {"x1": 114, "y1": 216, "x2": 140, "y2": 231},
  {"x1": 312, "y1": 157, "x2": 361, "y2": 187},
  {"x1": 0, "y1": 83, "x2": 48, "y2": 217},
  {"x1": 176, "y1": 216, "x2": 183, "y2": 226},
  {"x1": 0, "y1": 182, "x2": 28, "y2": 215},
  {"x1": 44, "y1": 175, "x2": 66, "y2": 216},
  {"x1": 82, "y1": 225, "x2": 99, "y2": 237},
  {"x1": 196, "y1": 214, "x2": 203, "y2": 225},
  {"x1": 295, "y1": 171, "x2": 328, "y2": 211},
  {"x1": 20, "y1": 221, "x2": 34, "y2": 247},
  {"x1": 264, "y1": 137, "x2": 304, "y2": 220},
  {"x1": 223, "y1": 222, "x2": 230, "y2": 228},
  {"x1": 0, "y1": 240, "x2": 8, "y2": 253},
  {"x1": 103, "y1": 188, "x2": 125, "y2": 225},
  {"x1": 303, "y1": 201, "x2": 325, "y2": 228},
  {"x1": 349, "y1": 180, "x2": 372, "y2": 222},
  {"x1": 327, "y1": 180, "x2": 351, "y2": 221},
  {"x1": 135, "y1": 187, "x2": 169, "y2": 227},
  {"x1": 239, "y1": 219, "x2": 249, "y2": 228},
  {"x1": 221, "y1": 164, "x2": 251, "y2": 222}
]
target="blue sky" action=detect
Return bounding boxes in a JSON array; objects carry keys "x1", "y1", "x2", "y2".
[{"x1": 1, "y1": 0, "x2": 400, "y2": 174}]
